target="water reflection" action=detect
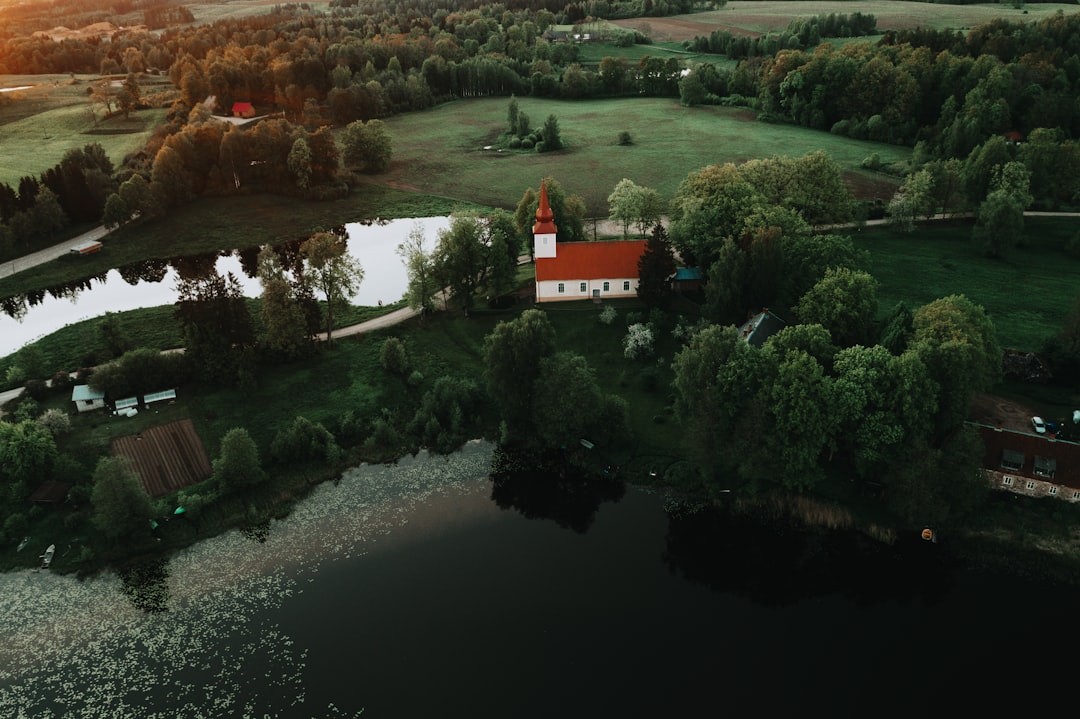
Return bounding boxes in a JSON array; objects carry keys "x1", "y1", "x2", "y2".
[
  {"x1": 0, "y1": 217, "x2": 451, "y2": 357},
  {"x1": 662, "y1": 501, "x2": 956, "y2": 608},
  {"x1": 489, "y1": 447, "x2": 626, "y2": 533}
]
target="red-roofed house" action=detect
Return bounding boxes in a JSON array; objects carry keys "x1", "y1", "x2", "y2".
[
  {"x1": 972, "y1": 422, "x2": 1080, "y2": 503},
  {"x1": 232, "y1": 101, "x2": 255, "y2": 118},
  {"x1": 533, "y1": 181, "x2": 646, "y2": 302}
]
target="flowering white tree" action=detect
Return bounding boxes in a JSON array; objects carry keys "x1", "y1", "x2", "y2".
[{"x1": 623, "y1": 323, "x2": 655, "y2": 360}]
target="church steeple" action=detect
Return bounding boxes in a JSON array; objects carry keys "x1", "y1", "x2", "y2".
[{"x1": 533, "y1": 180, "x2": 558, "y2": 259}]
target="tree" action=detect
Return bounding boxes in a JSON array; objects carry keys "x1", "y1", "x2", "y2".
[
  {"x1": 531, "y1": 352, "x2": 626, "y2": 450},
  {"x1": 514, "y1": 177, "x2": 586, "y2": 244},
  {"x1": 971, "y1": 189, "x2": 1024, "y2": 257},
  {"x1": 340, "y1": 119, "x2": 392, "y2": 173},
  {"x1": 607, "y1": 178, "x2": 641, "y2": 237},
  {"x1": 507, "y1": 95, "x2": 520, "y2": 135},
  {"x1": 911, "y1": 294, "x2": 1001, "y2": 435},
  {"x1": 672, "y1": 324, "x2": 772, "y2": 481},
  {"x1": 0, "y1": 420, "x2": 57, "y2": 502},
  {"x1": 288, "y1": 136, "x2": 313, "y2": 190},
  {"x1": 398, "y1": 223, "x2": 438, "y2": 317},
  {"x1": 482, "y1": 309, "x2": 557, "y2": 443},
  {"x1": 887, "y1": 168, "x2": 935, "y2": 231},
  {"x1": 90, "y1": 456, "x2": 153, "y2": 541},
  {"x1": 175, "y1": 271, "x2": 255, "y2": 384},
  {"x1": 794, "y1": 267, "x2": 879, "y2": 347},
  {"x1": 433, "y1": 214, "x2": 487, "y2": 316},
  {"x1": 214, "y1": 427, "x2": 267, "y2": 491},
  {"x1": 767, "y1": 349, "x2": 837, "y2": 492},
  {"x1": 101, "y1": 193, "x2": 130, "y2": 229},
  {"x1": 637, "y1": 222, "x2": 676, "y2": 308},
  {"x1": 257, "y1": 246, "x2": 310, "y2": 359},
  {"x1": 301, "y1": 232, "x2": 364, "y2": 344},
  {"x1": 539, "y1": 113, "x2": 562, "y2": 151}
]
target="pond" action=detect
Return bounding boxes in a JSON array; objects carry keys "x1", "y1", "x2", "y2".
[
  {"x1": 1, "y1": 442, "x2": 1076, "y2": 716},
  {"x1": 0, "y1": 216, "x2": 451, "y2": 358}
]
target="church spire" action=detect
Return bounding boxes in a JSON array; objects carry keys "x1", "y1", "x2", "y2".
[{"x1": 533, "y1": 180, "x2": 557, "y2": 236}]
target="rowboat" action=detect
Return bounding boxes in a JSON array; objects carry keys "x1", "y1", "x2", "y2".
[{"x1": 40, "y1": 544, "x2": 55, "y2": 569}]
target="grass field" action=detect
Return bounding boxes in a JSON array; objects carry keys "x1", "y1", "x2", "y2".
[
  {"x1": 857, "y1": 216, "x2": 1080, "y2": 352},
  {"x1": 612, "y1": 2, "x2": 1080, "y2": 40},
  {"x1": 379, "y1": 96, "x2": 910, "y2": 214},
  {"x1": 0, "y1": 73, "x2": 172, "y2": 187}
]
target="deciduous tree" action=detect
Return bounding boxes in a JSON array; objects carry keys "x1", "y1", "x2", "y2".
[
  {"x1": 300, "y1": 231, "x2": 364, "y2": 344},
  {"x1": 91, "y1": 456, "x2": 153, "y2": 541}
]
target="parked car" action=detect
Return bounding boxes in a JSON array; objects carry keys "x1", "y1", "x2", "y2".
[
  {"x1": 1031, "y1": 416, "x2": 1046, "y2": 434},
  {"x1": 1045, "y1": 421, "x2": 1060, "y2": 435}
]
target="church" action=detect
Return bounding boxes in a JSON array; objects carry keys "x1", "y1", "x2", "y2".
[{"x1": 532, "y1": 181, "x2": 647, "y2": 303}]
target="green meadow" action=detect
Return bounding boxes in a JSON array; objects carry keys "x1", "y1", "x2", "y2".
[
  {"x1": 379, "y1": 96, "x2": 910, "y2": 213},
  {"x1": 0, "y1": 74, "x2": 172, "y2": 187},
  {"x1": 857, "y1": 216, "x2": 1080, "y2": 353}
]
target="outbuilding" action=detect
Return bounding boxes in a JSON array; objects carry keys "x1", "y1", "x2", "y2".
[{"x1": 71, "y1": 384, "x2": 105, "y2": 413}]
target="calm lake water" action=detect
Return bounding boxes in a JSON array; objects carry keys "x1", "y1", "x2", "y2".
[
  {"x1": 0, "y1": 217, "x2": 451, "y2": 357},
  {"x1": 1, "y1": 442, "x2": 1075, "y2": 716}
]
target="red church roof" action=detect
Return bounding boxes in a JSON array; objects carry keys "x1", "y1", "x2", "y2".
[
  {"x1": 535, "y1": 240, "x2": 646, "y2": 281},
  {"x1": 232, "y1": 101, "x2": 253, "y2": 114},
  {"x1": 533, "y1": 181, "x2": 557, "y2": 236}
]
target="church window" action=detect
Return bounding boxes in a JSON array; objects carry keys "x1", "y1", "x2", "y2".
[
  {"x1": 579, "y1": 282, "x2": 586, "y2": 292},
  {"x1": 603, "y1": 281, "x2": 610, "y2": 291},
  {"x1": 557, "y1": 282, "x2": 565, "y2": 293},
  {"x1": 623, "y1": 281, "x2": 630, "y2": 291}
]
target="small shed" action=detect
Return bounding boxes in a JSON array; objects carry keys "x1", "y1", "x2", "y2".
[
  {"x1": 232, "y1": 101, "x2": 255, "y2": 118},
  {"x1": 71, "y1": 384, "x2": 105, "y2": 413},
  {"x1": 115, "y1": 396, "x2": 138, "y2": 411},
  {"x1": 672, "y1": 267, "x2": 702, "y2": 293}
]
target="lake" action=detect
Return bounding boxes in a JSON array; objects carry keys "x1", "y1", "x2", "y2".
[
  {"x1": 0, "y1": 216, "x2": 451, "y2": 358},
  {"x1": 1, "y1": 441, "x2": 1075, "y2": 716}
]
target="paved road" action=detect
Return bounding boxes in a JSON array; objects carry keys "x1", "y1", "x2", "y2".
[{"x1": 0, "y1": 224, "x2": 114, "y2": 280}]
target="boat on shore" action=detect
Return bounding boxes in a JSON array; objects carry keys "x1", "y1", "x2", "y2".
[{"x1": 40, "y1": 544, "x2": 55, "y2": 569}]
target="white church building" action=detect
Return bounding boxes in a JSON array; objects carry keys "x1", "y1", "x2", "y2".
[{"x1": 532, "y1": 181, "x2": 646, "y2": 303}]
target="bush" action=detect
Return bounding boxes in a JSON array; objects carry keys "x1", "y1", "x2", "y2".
[
  {"x1": 23, "y1": 379, "x2": 49, "y2": 401},
  {"x1": 599, "y1": 305, "x2": 618, "y2": 325},
  {"x1": 270, "y1": 416, "x2": 341, "y2": 464},
  {"x1": 617, "y1": 131, "x2": 632, "y2": 146},
  {"x1": 407, "y1": 370, "x2": 424, "y2": 387},
  {"x1": 521, "y1": 138, "x2": 534, "y2": 149},
  {"x1": 508, "y1": 137, "x2": 522, "y2": 149},
  {"x1": 380, "y1": 337, "x2": 410, "y2": 375},
  {"x1": 36, "y1": 408, "x2": 72, "y2": 437}
]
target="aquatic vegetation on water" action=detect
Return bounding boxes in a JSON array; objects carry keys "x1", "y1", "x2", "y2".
[{"x1": 0, "y1": 442, "x2": 494, "y2": 718}]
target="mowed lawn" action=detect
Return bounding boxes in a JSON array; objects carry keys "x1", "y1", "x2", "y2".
[
  {"x1": 378, "y1": 96, "x2": 910, "y2": 212},
  {"x1": 611, "y1": 2, "x2": 1080, "y2": 39},
  {"x1": 857, "y1": 216, "x2": 1080, "y2": 352}
]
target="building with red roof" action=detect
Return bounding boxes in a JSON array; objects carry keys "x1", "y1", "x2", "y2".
[
  {"x1": 532, "y1": 181, "x2": 646, "y2": 302},
  {"x1": 232, "y1": 101, "x2": 255, "y2": 118}
]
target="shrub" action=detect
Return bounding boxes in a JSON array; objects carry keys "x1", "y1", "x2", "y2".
[
  {"x1": 599, "y1": 305, "x2": 618, "y2": 325},
  {"x1": 617, "y1": 131, "x2": 632, "y2": 146},
  {"x1": 380, "y1": 337, "x2": 410, "y2": 375},
  {"x1": 23, "y1": 379, "x2": 49, "y2": 401},
  {"x1": 271, "y1": 416, "x2": 341, "y2": 464},
  {"x1": 521, "y1": 138, "x2": 534, "y2": 149},
  {"x1": 36, "y1": 408, "x2": 72, "y2": 437},
  {"x1": 407, "y1": 370, "x2": 424, "y2": 387},
  {"x1": 508, "y1": 137, "x2": 522, "y2": 149}
]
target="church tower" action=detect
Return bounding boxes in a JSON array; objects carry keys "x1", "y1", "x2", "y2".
[{"x1": 533, "y1": 180, "x2": 558, "y2": 259}]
